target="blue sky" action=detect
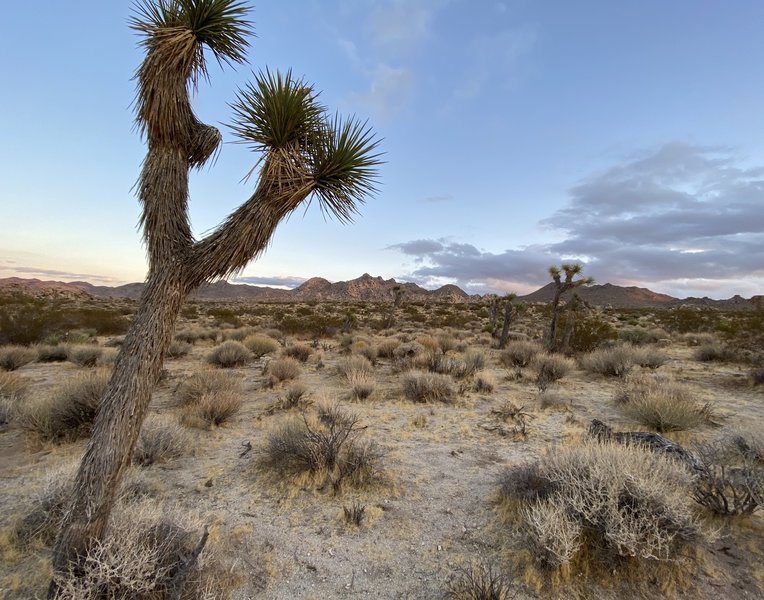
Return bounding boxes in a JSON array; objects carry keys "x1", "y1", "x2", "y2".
[{"x1": 2, "y1": 1, "x2": 763, "y2": 299}]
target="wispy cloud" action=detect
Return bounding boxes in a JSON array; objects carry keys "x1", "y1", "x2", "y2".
[
  {"x1": 389, "y1": 143, "x2": 764, "y2": 298},
  {"x1": 349, "y1": 64, "x2": 415, "y2": 121},
  {"x1": 233, "y1": 275, "x2": 307, "y2": 289},
  {"x1": 0, "y1": 264, "x2": 127, "y2": 285}
]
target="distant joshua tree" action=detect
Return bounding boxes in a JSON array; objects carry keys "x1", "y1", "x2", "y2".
[
  {"x1": 497, "y1": 293, "x2": 524, "y2": 349},
  {"x1": 547, "y1": 264, "x2": 593, "y2": 352},
  {"x1": 384, "y1": 284, "x2": 405, "y2": 328},
  {"x1": 50, "y1": 0, "x2": 380, "y2": 593}
]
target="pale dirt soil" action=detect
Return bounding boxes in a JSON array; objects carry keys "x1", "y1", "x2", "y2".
[{"x1": 1, "y1": 329, "x2": 763, "y2": 600}]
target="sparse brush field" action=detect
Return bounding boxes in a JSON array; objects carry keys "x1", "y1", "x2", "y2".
[{"x1": 0, "y1": 295, "x2": 763, "y2": 599}]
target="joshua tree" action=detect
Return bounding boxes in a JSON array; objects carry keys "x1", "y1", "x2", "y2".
[
  {"x1": 497, "y1": 293, "x2": 523, "y2": 349},
  {"x1": 50, "y1": 0, "x2": 380, "y2": 593},
  {"x1": 547, "y1": 264, "x2": 593, "y2": 352},
  {"x1": 384, "y1": 284, "x2": 405, "y2": 328}
]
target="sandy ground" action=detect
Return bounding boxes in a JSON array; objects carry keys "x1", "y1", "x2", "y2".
[{"x1": 1, "y1": 332, "x2": 763, "y2": 599}]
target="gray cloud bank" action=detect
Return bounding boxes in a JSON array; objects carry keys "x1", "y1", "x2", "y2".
[
  {"x1": 233, "y1": 275, "x2": 307, "y2": 289},
  {"x1": 391, "y1": 143, "x2": 764, "y2": 298}
]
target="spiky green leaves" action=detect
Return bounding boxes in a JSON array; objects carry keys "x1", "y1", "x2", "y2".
[
  {"x1": 131, "y1": 0, "x2": 252, "y2": 70},
  {"x1": 231, "y1": 70, "x2": 382, "y2": 222}
]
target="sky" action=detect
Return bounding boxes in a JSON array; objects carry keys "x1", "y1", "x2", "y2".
[{"x1": 2, "y1": 1, "x2": 763, "y2": 299}]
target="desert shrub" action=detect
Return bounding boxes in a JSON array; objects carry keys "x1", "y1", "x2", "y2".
[
  {"x1": 66, "y1": 344, "x2": 103, "y2": 367},
  {"x1": 416, "y1": 335, "x2": 439, "y2": 354},
  {"x1": 12, "y1": 466, "x2": 74, "y2": 547},
  {"x1": 376, "y1": 337, "x2": 400, "y2": 358},
  {"x1": 445, "y1": 562, "x2": 514, "y2": 600},
  {"x1": 262, "y1": 405, "x2": 382, "y2": 491},
  {"x1": 283, "y1": 343, "x2": 313, "y2": 363},
  {"x1": 51, "y1": 501, "x2": 211, "y2": 600},
  {"x1": 506, "y1": 441, "x2": 701, "y2": 569},
  {"x1": 531, "y1": 354, "x2": 574, "y2": 390},
  {"x1": 537, "y1": 388, "x2": 572, "y2": 411},
  {"x1": 614, "y1": 372, "x2": 715, "y2": 432},
  {"x1": 267, "y1": 356, "x2": 302, "y2": 385},
  {"x1": 437, "y1": 333, "x2": 457, "y2": 354},
  {"x1": 181, "y1": 390, "x2": 242, "y2": 428},
  {"x1": 0, "y1": 345, "x2": 36, "y2": 371},
  {"x1": 20, "y1": 369, "x2": 110, "y2": 441},
  {"x1": 206, "y1": 340, "x2": 251, "y2": 368},
  {"x1": 348, "y1": 371, "x2": 375, "y2": 400},
  {"x1": 498, "y1": 462, "x2": 555, "y2": 508},
  {"x1": 0, "y1": 371, "x2": 29, "y2": 425},
  {"x1": 681, "y1": 332, "x2": 717, "y2": 347},
  {"x1": 559, "y1": 313, "x2": 619, "y2": 353},
  {"x1": 393, "y1": 341, "x2": 425, "y2": 359},
  {"x1": 750, "y1": 365, "x2": 764, "y2": 386},
  {"x1": 633, "y1": 346, "x2": 668, "y2": 369},
  {"x1": 282, "y1": 382, "x2": 309, "y2": 408},
  {"x1": 165, "y1": 340, "x2": 192, "y2": 359},
  {"x1": 336, "y1": 355, "x2": 374, "y2": 379},
  {"x1": 473, "y1": 369, "x2": 496, "y2": 393},
  {"x1": 499, "y1": 340, "x2": 543, "y2": 369},
  {"x1": 579, "y1": 344, "x2": 639, "y2": 377},
  {"x1": 403, "y1": 371, "x2": 455, "y2": 403},
  {"x1": 174, "y1": 326, "x2": 217, "y2": 344},
  {"x1": 343, "y1": 502, "x2": 366, "y2": 526},
  {"x1": 692, "y1": 435, "x2": 763, "y2": 516},
  {"x1": 221, "y1": 326, "x2": 256, "y2": 342},
  {"x1": 36, "y1": 344, "x2": 69, "y2": 362},
  {"x1": 462, "y1": 349, "x2": 486, "y2": 376},
  {"x1": 618, "y1": 327, "x2": 668, "y2": 346},
  {"x1": 694, "y1": 343, "x2": 736, "y2": 362},
  {"x1": 353, "y1": 341, "x2": 378, "y2": 365},
  {"x1": 174, "y1": 370, "x2": 241, "y2": 407},
  {"x1": 133, "y1": 415, "x2": 189, "y2": 466},
  {"x1": 243, "y1": 333, "x2": 279, "y2": 358}
]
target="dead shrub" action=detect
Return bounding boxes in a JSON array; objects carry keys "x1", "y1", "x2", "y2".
[
  {"x1": 445, "y1": 561, "x2": 514, "y2": 600},
  {"x1": 267, "y1": 357, "x2": 301, "y2": 385},
  {"x1": 498, "y1": 462, "x2": 555, "y2": 507},
  {"x1": 343, "y1": 502, "x2": 366, "y2": 526},
  {"x1": 174, "y1": 370, "x2": 241, "y2": 407},
  {"x1": 402, "y1": 371, "x2": 455, "y2": 403},
  {"x1": 181, "y1": 390, "x2": 242, "y2": 428},
  {"x1": 206, "y1": 340, "x2": 251, "y2": 368},
  {"x1": 67, "y1": 344, "x2": 103, "y2": 367},
  {"x1": 0, "y1": 345, "x2": 36, "y2": 371},
  {"x1": 13, "y1": 465, "x2": 74, "y2": 547},
  {"x1": 615, "y1": 372, "x2": 716, "y2": 432},
  {"x1": 580, "y1": 344, "x2": 638, "y2": 377},
  {"x1": 499, "y1": 340, "x2": 543, "y2": 369},
  {"x1": 20, "y1": 368, "x2": 110, "y2": 441},
  {"x1": 510, "y1": 441, "x2": 702, "y2": 569},
  {"x1": 262, "y1": 405, "x2": 382, "y2": 492},
  {"x1": 134, "y1": 415, "x2": 189, "y2": 466}
]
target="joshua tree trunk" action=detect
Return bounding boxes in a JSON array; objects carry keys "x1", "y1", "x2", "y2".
[
  {"x1": 497, "y1": 294, "x2": 518, "y2": 350},
  {"x1": 50, "y1": 5, "x2": 379, "y2": 593},
  {"x1": 546, "y1": 265, "x2": 593, "y2": 352}
]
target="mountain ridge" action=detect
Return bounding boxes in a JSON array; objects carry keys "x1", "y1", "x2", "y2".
[{"x1": 0, "y1": 276, "x2": 760, "y2": 310}]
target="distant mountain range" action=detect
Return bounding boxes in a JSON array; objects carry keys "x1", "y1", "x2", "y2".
[{"x1": 0, "y1": 275, "x2": 761, "y2": 310}]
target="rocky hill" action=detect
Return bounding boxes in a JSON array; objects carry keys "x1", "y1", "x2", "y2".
[{"x1": 518, "y1": 282, "x2": 677, "y2": 308}]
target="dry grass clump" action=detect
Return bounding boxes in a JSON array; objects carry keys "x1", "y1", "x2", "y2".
[
  {"x1": 348, "y1": 371, "x2": 376, "y2": 400},
  {"x1": 694, "y1": 343, "x2": 736, "y2": 362},
  {"x1": 0, "y1": 345, "x2": 37, "y2": 371},
  {"x1": 579, "y1": 344, "x2": 639, "y2": 377},
  {"x1": 221, "y1": 326, "x2": 256, "y2": 341},
  {"x1": 682, "y1": 332, "x2": 717, "y2": 347},
  {"x1": 0, "y1": 371, "x2": 29, "y2": 424},
  {"x1": 267, "y1": 356, "x2": 302, "y2": 385},
  {"x1": 403, "y1": 371, "x2": 455, "y2": 403},
  {"x1": 12, "y1": 465, "x2": 74, "y2": 547},
  {"x1": 66, "y1": 344, "x2": 103, "y2": 367},
  {"x1": 336, "y1": 355, "x2": 374, "y2": 379},
  {"x1": 36, "y1": 343, "x2": 69, "y2": 362},
  {"x1": 133, "y1": 415, "x2": 189, "y2": 466},
  {"x1": 500, "y1": 441, "x2": 702, "y2": 571},
  {"x1": 537, "y1": 388, "x2": 573, "y2": 411},
  {"x1": 416, "y1": 335, "x2": 440, "y2": 354},
  {"x1": 243, "y1": 333, "x2": 280, "y2": 358},
  {"x1": 437, "y1": 333, "x2": 457, "y2": 354},
  {"x1": 531, "y1": 353, "x2": 574, "y2": 389},
  {"x1": 282, "y1": 382, "x2": 309, "y2": 408},
  {"x1": 19, "y1": 368, "x2": 111, "y2": 441},
  {"x1": 462, "y1": 349, "x2": 486, "y2": 376},
  {"x1": 445, "y1": 561, "x2": 514, "y2": 600},
  {"x1": 262, "y1": 405, "x2": 382, "y2": 492},
  {"x1": 499, "y1": 340, "x2": 543, "y2": 368},
  {"x1": 283, "y1": 343, "x2": 313, "y2": 362},
  {"x1": 181, "y1": 391, "x2": 242, "y2": 428},
  {"x1": 615, "y1": 372, "x2": 716, "y2": 432},
  {"x1": 51, "y1": 501, "x2": 213, "y2": 600},
  {"x1": 174, "y1": 370, "x2": 241, "y2": 407},
  {"x1": 376, "y1": 337, "x2": 400, "y2": 358},
  {"x1": 633, "y1": 346, "x2": 669, "y2": 369},
  {"x1": 206, "y1": 340, "x2": 251, "y2": 368},
  {"x1": 352, "y1": 341, "x2": 378, "y2": 365},
  {"x1": 165, "y1": 340, "x2": 192, "y2": 359},
  {"x1": 473, "y1": 369, "x2": 497, "y2": 393}
]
